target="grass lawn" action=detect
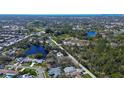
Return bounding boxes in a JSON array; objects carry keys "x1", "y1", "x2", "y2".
[
  {"x1": 34, "y1": 62, "x2": 47, "y2": 67},
  {"x1": 53, "y1": 34, "x2": 72, "y2": 42},
  {"x1": 21, "y1": 62, "x2": 32, "y2": 66},
  {"x1": 19, "y1": 68, "x2": 37, "y2": 77},
  {"x1": 82, "y1": 74, "x2": 92, "y2": 78},
  {"x1": 44, "y1": 71, "x2": 49, "y2": 78}
]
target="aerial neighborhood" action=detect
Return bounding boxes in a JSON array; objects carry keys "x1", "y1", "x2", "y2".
[{"x1": 0, "y1": 15, "x2": 124, "y2": 78}]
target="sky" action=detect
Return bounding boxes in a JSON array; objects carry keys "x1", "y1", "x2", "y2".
[{"x1": 0, "y1": 0, "x2": 124, "y2": 14}]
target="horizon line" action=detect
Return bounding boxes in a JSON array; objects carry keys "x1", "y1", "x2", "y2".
[{"x1": 0, "y1": 14, "x2": 124, "y2": 16}]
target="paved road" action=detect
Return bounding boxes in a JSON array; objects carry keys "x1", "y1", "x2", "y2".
[
  {"x1": 36, "y1": 68, "x2": 46, "y2": 78},
  {"x1": 51, "y1": 38, "x2": 96, "y2": 78}
]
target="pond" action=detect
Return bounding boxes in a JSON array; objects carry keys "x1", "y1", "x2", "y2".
[
  {"x1": 87, "y1": 31, "x2": 96, "y2": 37},
  {"x1": 24, "y1": 45, "x2": 48, "y2": 59}
]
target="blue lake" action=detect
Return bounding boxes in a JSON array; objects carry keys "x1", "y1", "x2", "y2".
[
  {"x1": 87, "y1": 31, "x2": 96, "y2": 37},
  {"x1": 25, "y1": 45, "x2": 48, "y2": 59}
]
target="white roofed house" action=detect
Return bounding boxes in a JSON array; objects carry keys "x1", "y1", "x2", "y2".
[
  {"x1": 64, "y1": 66, "x2": 76, "y2": 74},
  {"x1": 56, "y1": 52, "x2": 64, "y2": 63},
  {"x1": 48, "y1": 67, "x2": 61, "y2": 78},
  {"x1": 0, "y1": 47, "x2": 2, "y2": 50},
  {"x1": 64, "y1": 66, "x2": 82, "y2": 77}
]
